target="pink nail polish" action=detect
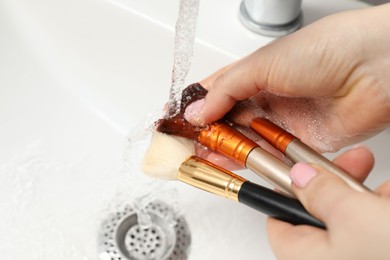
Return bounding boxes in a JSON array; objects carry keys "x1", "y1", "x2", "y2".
[
  {"x1": 184, "y1": 99, "x2": 205, "y2": 125},
  {"x1": 290, "y1": 162, "x2": 317, "y2": 188}
]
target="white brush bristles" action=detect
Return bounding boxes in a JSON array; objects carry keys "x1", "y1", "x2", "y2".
[{"x1": 141, "y1": 131, "x2": 195, "y2": 179}]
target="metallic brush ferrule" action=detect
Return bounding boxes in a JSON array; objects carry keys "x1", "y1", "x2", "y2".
[
  {"x1": 250, "y1": 117, "x2": 295, "y2": 153},
  {"x1": 197, "y1": 122, "x2": 258, "y2": 166},
  {"x1": 177, "y1": 156, "x2": 246, "y2": 201}
]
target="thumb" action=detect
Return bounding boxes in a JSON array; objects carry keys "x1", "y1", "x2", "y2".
[
  {"x1": 187, "y1": 52, "x2": 272, "y2": 125},
  {"x1": 290, "y1": 162, "x2": 362, "y2": 226}
]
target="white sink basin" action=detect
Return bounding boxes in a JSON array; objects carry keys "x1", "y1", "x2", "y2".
[{"x1": 1, "y1": 0, "x2": 388, "y2": 259}]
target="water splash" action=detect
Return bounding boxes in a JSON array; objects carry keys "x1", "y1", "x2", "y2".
[
  {"x1": 122, "y1": 113, "x2": 182, "y2": 230},
  {"x1": 168, "y1": 0, "x2": 200, "y2": 117},
  {"x1": 0, "y1": 141, "x2": 91, "y2": 260}
]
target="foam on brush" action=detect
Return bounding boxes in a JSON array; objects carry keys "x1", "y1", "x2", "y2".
[{"x1": 141, "y1": 131, "x2": 195, "y2": 180}]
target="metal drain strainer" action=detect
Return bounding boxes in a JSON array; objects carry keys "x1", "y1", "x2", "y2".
[{"x1": 99, "y1": 201, "x2": 191, "y2": 260}]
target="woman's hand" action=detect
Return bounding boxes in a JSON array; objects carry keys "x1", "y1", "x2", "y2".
[
  {"x1": 186, "y1": 4, "x2": 390, "y2": 153},
  {"x1": 267, "y1": 145, "x2": 390, "y2": 260}
]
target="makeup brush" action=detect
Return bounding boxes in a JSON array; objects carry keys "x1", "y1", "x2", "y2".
[
  {"x1": 142, "y1": 131, "x2": 325, "y2": 229},
  {"x1": 250, "y1": 117, "x2": 370, "y2": 193},
  {"x1": 157, "y1": 119, "x2": 295, "y2": 198},
  {"x1": 156, "y1": 83, "x2": 295, "y2": 198}
]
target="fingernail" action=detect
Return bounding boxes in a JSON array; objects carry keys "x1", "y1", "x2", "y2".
[
  {"x1": 184, "y1": 99, "x2": 205, "y2": 125},
  {"x1": 290, "y1": 162, "x2": 317, "y2": 188}
]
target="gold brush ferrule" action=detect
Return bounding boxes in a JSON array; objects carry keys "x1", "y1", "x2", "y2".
[
  {"x1": 197, "y1": 122, "x2": 258, "y2": 166},
  {"x1": 177, "y1": 156, "x2": 246, "y2": 202}
]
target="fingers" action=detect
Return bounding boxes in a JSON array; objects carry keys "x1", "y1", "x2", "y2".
[
  {"x1": 185, "y1": 12, "x2": 364, "y2": 126},
  {"x1": 187, "y1": 52, "x2": 272, "y2": 125},
  {"x1": 266, "y1": 217, "x2": 327, "y2": 260},
  {"x1": 186, "y1": 57, "x2": 256, "y2": 125},
  {"x1": 199, "y1": 59, "x2": 242, "y2": 90},
  {"x1": 289, "y1": 162, "x2": 365, "y2": 226},
  {"x1": 331, "y1": 146, "x2": 374, "y2": 183},
  {"x1": 375, "y1": 180, "x2": 390, "y2": 197},
  {"x1": 289, "y1": 146, "x2": 374, "y2": 224},
  {"x1": 267, "y1": 146, "x2": 376, "y2": 259},
  {"x1": 267, "y1": 145, "x2": 389, "y2": 260}
]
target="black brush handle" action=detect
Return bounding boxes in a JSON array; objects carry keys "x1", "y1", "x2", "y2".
[{"x1": 238, "y1": 181, "x2": 326, "y2": 229}]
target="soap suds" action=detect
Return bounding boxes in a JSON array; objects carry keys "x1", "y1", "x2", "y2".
[{"x1": 227, "y1": 91, "x2": 340, "y2": 152}]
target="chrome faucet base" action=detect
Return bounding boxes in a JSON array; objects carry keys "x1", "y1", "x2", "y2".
[{"x1": 239, "y1": 1, "x2": 302, "y2": 37}]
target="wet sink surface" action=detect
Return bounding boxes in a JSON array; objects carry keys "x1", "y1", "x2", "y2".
[{"x1": 1, "y1": 0, "x2": 389, "y2": 259}]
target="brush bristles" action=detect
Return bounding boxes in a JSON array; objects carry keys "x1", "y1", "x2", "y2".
[
  {"x1": 156, "y1": 83, "x2": 208, "y2": 139},
  {"x1": 155, "y1": 118, "x2": 197, "y2": 139},
  {"x1": 141, "y1": 131, "x2": 195, "y2": 180}
]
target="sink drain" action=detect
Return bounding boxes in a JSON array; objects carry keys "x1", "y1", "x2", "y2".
[{"x1": 99, "y1": 201, "x2": 191, "y2": 260}]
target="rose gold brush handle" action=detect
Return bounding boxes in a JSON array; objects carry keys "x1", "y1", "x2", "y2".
[
  {"x1": 198, "y1": 122, "x2": 295, "y2": 198},
  {"x1": 246, "y1": 147, "x2": 294, "y2": 197},
  {"x1": 285, "y1": 140, "x2": 370, "y2": 192},
  {"x1": 250, "y1": 118, "x2": 370, "y2": 193}
]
